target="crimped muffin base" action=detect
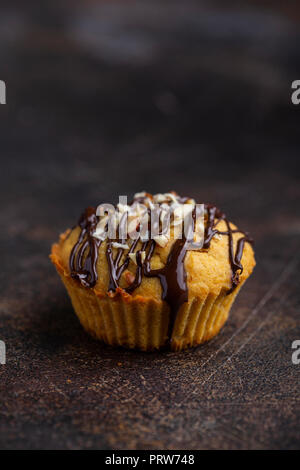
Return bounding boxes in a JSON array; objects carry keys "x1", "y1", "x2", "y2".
[{"x1": 51, "y1": 242, "x2": 242, "y2": 351}]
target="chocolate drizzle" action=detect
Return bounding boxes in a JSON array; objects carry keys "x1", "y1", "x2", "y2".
[
  {"x1": 203, "y1": 205, "x2": 253, "y2": 295},
  {"x1": 68, "y1": 194, "x2": 253, "y2": 342},
  {"x1": 69, "y1": 207, "x2": 101, "y2": 287}
]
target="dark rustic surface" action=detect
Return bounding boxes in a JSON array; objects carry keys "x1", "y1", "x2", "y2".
[{"x1": 0, "y1": 0, "x2": 300, "y2": 449}]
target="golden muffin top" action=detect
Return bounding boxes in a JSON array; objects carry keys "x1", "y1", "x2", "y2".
[{"x1": 55, "y1": 191, "x2": 255, "y2": 316}]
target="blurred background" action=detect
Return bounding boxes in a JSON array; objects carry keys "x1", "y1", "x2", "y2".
[
  {"x1": 0, "y1": 0, "x2": 300, "y2": 450},
  {"x1": 1, "y1": 0, "x2": 299, "y2": 236}
]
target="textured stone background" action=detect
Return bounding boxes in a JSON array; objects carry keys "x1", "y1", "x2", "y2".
[{"x1": 0, "y1": 0, "x2": 299, "y2": 449}]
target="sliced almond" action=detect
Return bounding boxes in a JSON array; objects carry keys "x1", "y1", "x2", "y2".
[
  {"x1": 134, "y1": 191, "x2": 146, "y2": 199},
  {"x1": 154, "y1": 234, "x2": 169, "y2": 247},
  {"x1": 112, "y1": 242, "x2": 129, "y2": 249},
  {"x1": 129, "y1": 251, "x2": 146, "y2": 265},
  {"x1": 164, "y1": 192, "x2": 178, "y2": 203},
  {"x1": 153, "y1": 193, "x2": 166, "y2": 203},
  {"x1": 128, "y1": 253, "x2": 137, "y2": 265}
]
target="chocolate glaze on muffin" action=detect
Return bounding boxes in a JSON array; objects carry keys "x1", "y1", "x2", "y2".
[{"x1": 51, "y1": 192, "x2": 255, "y2": 351}]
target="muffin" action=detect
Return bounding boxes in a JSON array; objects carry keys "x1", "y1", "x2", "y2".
[{"x1": 50, "y1": 192, "x2": 255, "y2": 351}]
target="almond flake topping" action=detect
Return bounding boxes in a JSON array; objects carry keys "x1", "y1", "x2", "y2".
[
  {"x1": 112, "y1": 242, "x2": 129, "y2": 250},
  {"x1": 129, "y1": 251, "x2": 146, "y2": 265}
]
